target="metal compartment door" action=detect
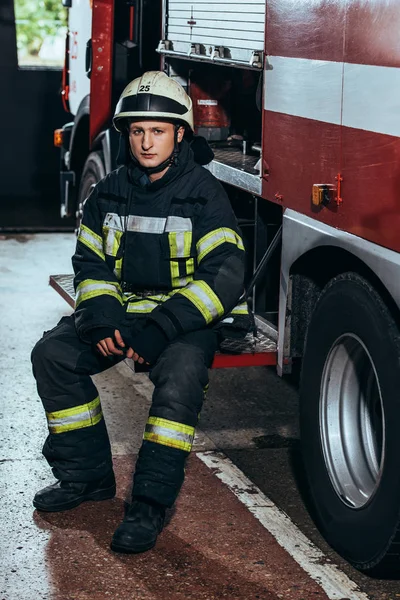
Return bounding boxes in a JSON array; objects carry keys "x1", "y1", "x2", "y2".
[{"x1": 159, "y1": 0, "x2": 266, "y2": 68}]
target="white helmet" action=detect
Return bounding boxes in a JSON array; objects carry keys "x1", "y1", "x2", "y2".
[{"x1": 113, "y1": 71, "x2": 194, "y2": 132}]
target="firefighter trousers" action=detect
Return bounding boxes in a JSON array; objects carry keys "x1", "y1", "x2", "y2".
[{"x1": 31, "y1": 315, "x2": 218, "y2": 507}]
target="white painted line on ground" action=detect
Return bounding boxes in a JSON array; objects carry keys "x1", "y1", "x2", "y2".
[{"x1": 198, "y1": 451, "x2": 369, "y2": 600}]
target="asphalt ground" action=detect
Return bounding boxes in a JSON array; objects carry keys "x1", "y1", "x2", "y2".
[{"x1": 1, "y1": 233, "x2": 400, "y2": 599}]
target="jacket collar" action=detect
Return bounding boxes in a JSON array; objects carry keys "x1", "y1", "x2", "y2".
[{"x1": 127, "y1": 139, "x2": 197, "y2": 191}]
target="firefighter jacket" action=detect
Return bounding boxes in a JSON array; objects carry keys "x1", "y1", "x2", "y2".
[{"x1": 72, "y1": 140, "x2": 247, "y2": 357}]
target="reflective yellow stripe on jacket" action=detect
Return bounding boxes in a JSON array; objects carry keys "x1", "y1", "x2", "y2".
[
  {"x1": 114, "y1": 258, "x2": 123, "y2": 281},
  {"x1": 231, "y1": 301, "x2": 249, "y2": 315},
  {"x1": 177, "y1": 280, "x2": 224, "y2": 324},
  {"x1": 126, "y1": 299, "x2": 159, "y2": 314},
  {"x1": 103, "y1": 227, "x2": 124, "y2": 257},
  {"x1": 78, "y1": 224, "x2": 105, "y2": 260},
  {"x1": 144, "y1": 417, "x2": 195, "y2": 452},
  {"x1": 197, "y1": 228, "x2": 244, "y2": 264},
  {"x1": 125, "y1": 291, "x2": 183, "y2": 314},
  {"x1": 75, "y1": 279, "x2": 124, "y2": 308},
  {"x1": 170, "y1": 261, "x2": 194, "y2": 288},
  {"x1": 46, "y1": 396, "x2": 103, "y2": 434},
  {"x1": 168, "y1": 231, "x2": 192, "y2": 258},
  {"x1": 102, "y1": 214, "x2": 125, "y2": 280},
  {"x1": 168, "y1": 231, "x2": 194, "y2": 288}
]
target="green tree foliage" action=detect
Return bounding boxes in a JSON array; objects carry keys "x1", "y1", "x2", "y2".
[{"x1": 14, "y1": 0, "x2": 67, "y2": 57}]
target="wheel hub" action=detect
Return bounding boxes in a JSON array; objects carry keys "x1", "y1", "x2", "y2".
[{"x1": 320, "y1": 334, "x2": 385, "y2": 509}]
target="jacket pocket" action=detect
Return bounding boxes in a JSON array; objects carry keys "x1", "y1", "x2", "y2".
[
  {"x1": 102, "y1": 224, "x2": 124, "y2": 258},
  {"x1": 161, "y1": 231, "x2": 196, "y2": 289},
  {"x1": 102, "y1": 214, "x2": 126, "y2": 280}
]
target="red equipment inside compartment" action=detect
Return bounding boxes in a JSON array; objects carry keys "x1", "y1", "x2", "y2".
[{"x1": 190, "y1": 75, "x2": 231, "y2": 141}]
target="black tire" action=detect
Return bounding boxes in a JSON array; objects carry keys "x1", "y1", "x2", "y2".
[
  {"x1": 300, "y1": 272, "x2": 400, "y2": 576},
  {"x1": 76, "y1": 151, "x2": 106, "y2": 231}
]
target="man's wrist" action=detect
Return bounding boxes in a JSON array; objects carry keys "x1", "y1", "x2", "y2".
[
  {"x1": 89, "y1": 327, "x2": 116, "y2": 345},
  {"x1": 128, "y1": 322, "x2": 169, "y2": 365}
]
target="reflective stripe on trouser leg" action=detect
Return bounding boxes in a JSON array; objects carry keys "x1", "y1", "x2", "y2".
[
  {"x1": 46, "y1": 396, "x2": 103, "y2": 434},
  {"x1": 31, "y1": 315, "x2": 115, "y2": 482},
  {"x1": 144, "y1": 417, "x2": 195, "y2": 452},
  {"x1": 132, "y1": 331, "x2": 216, "y2": 507}
]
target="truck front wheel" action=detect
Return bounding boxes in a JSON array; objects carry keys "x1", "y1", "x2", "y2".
[
  {"x1": 300, "y1": 272, "x2": 400, "y2": 576},
  {"x1": 76, "y1": 151, "x2": 106, "y2": 230}
]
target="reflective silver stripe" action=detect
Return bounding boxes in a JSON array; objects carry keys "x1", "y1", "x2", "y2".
[
  {"x1": 198, "y1": 229, "x2": 231, "y2": 253},
  {"x1": 78, "y1": 224, "x2": 105, "y2": 259},
  {"x1": 46, "y1": 396, "x2": 103, "y2": 433},
  {"x1": 231, "y1": 301, "x2": 249, "y2": 314},
  {"x1": 114, "y1": 258, "x2": 123, "y2": 280},
  {"x1": 174, "y1": 232, "x2": 187, "y2": 257},
  {"x1": 75, "y1": 279, "x2": 123, "y2": 307},
  {"x1": 103, "y1": 228, "x2": 123, "y2": 256},
  {"x1": 146, "y1": 424, "x2": 194, "y2": 446},
  {"x1": 126, "y1": 300, "x2": 158, "y2": 313},
  {"x1": 197, "y1": 228, "x2": 244, "y2": 263},
  {"x1": 123, "y1": 290, "x2": 181, "y2": 300},
  {"x1": 165, "y1": 216, "x2": 192, "y2": 232},
  {"x1": 48, "y1": 402, "x2": 102, "y2": 429},
  {"x1": 144, "y1": 417, "x2": 195, "y2": 451},
  {"x1": 124, "y1": 293, "x2": 166, "y2": 301},
  {"x1": 126, "y1": 215, "x2": 192, "y2": 234},
  {"x1": 178, "y1": 280, "x2": 224, "y2": 323},
  {"x1": 190, "y1": 283, "x2": 222, "y2": 320},
  {"x1": 174, "y1": 275, "x2": 193, "y2": 287},
  {"x1": 103, "y1": 213, "x2": 125, "y2": 230},
  {"x1": 102, "y1": 214, "x2": 125, "y2": 257},
  {"x1": 127, "y1": 215, "x2": 166, "y2": 234},
  {"x1": 77, "y1": 281, "x2": 121, "y2": 294}
]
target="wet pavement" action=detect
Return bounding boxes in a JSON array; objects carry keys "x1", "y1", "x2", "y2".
[
  {"x1": 1, "y1": 455, "x2": 331, "y2": 600},
  {"x1": 1, "y1": 234, "x2": 399, "y2": 599}
]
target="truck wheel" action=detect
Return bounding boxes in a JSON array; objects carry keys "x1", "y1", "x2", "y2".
[
  {"x1": 300, "y1": 272, "x2": 400, "y2": 576},
  {"x1": 76, "y1": 151, "x2": 105, "y2": 231}
]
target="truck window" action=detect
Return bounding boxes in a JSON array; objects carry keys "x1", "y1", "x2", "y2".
[{"x1": 14, "y1": 0, "x2": 67, "y2": 68}]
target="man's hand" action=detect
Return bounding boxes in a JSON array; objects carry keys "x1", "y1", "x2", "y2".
[
  {"x1": 125, "y1": 347, "x2": 149, "y2": 365},
  {"x1": 95, "y1": 329, "x2": 148, "y2": 364},
  {"x1": 96, "y1": 329, "x2": 125, "y2": 357},
  {"x1": 124, "y1": 322, "x2": 168, "y2": 367}
]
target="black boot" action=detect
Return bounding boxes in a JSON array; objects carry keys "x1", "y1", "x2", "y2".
[
  {"x1": 111, "y1": 499, "x2": 165, "y2": 554},
  {"x1": 33, "y1": 472, "x2": 116, "y2": 512}
]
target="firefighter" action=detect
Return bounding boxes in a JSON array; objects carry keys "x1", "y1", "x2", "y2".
[{"x1": 31, "y1": 71, "x2": 246, "y2": 554}]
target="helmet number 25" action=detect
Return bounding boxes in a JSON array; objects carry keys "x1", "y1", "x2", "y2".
[{"x1": 139, "y1": 85, "x2": 150, "y2": 92}]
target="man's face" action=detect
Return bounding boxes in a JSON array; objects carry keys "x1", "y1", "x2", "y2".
[{"x1": 128, "y1": 120, "x2": 184, "y2": 169}]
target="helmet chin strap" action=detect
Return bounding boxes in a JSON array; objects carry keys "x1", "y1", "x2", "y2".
[{"x1": 127, "y1": 125, "x2": 181, "y2": 175}]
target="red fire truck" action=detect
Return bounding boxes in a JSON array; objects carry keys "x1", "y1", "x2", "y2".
[{"x1": 53, "y1": 0, "x2": 400, "y2": 576}]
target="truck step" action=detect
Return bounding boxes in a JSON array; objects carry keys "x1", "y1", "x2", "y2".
[
  {"x1": 205, "y1": 146, "x2": 262, "y2": 196},
  {"x1": 49, "y1": 274, "x2": 277, "y2": 369}
]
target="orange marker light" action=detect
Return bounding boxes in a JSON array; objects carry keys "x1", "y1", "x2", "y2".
[{"x1": 54, "y1": 129, "x2": 63, "y2": 148}]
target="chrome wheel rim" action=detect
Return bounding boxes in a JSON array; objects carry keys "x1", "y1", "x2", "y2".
[{"x1": 320, "y1": 334, "x2": 385, "y2": 509}]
